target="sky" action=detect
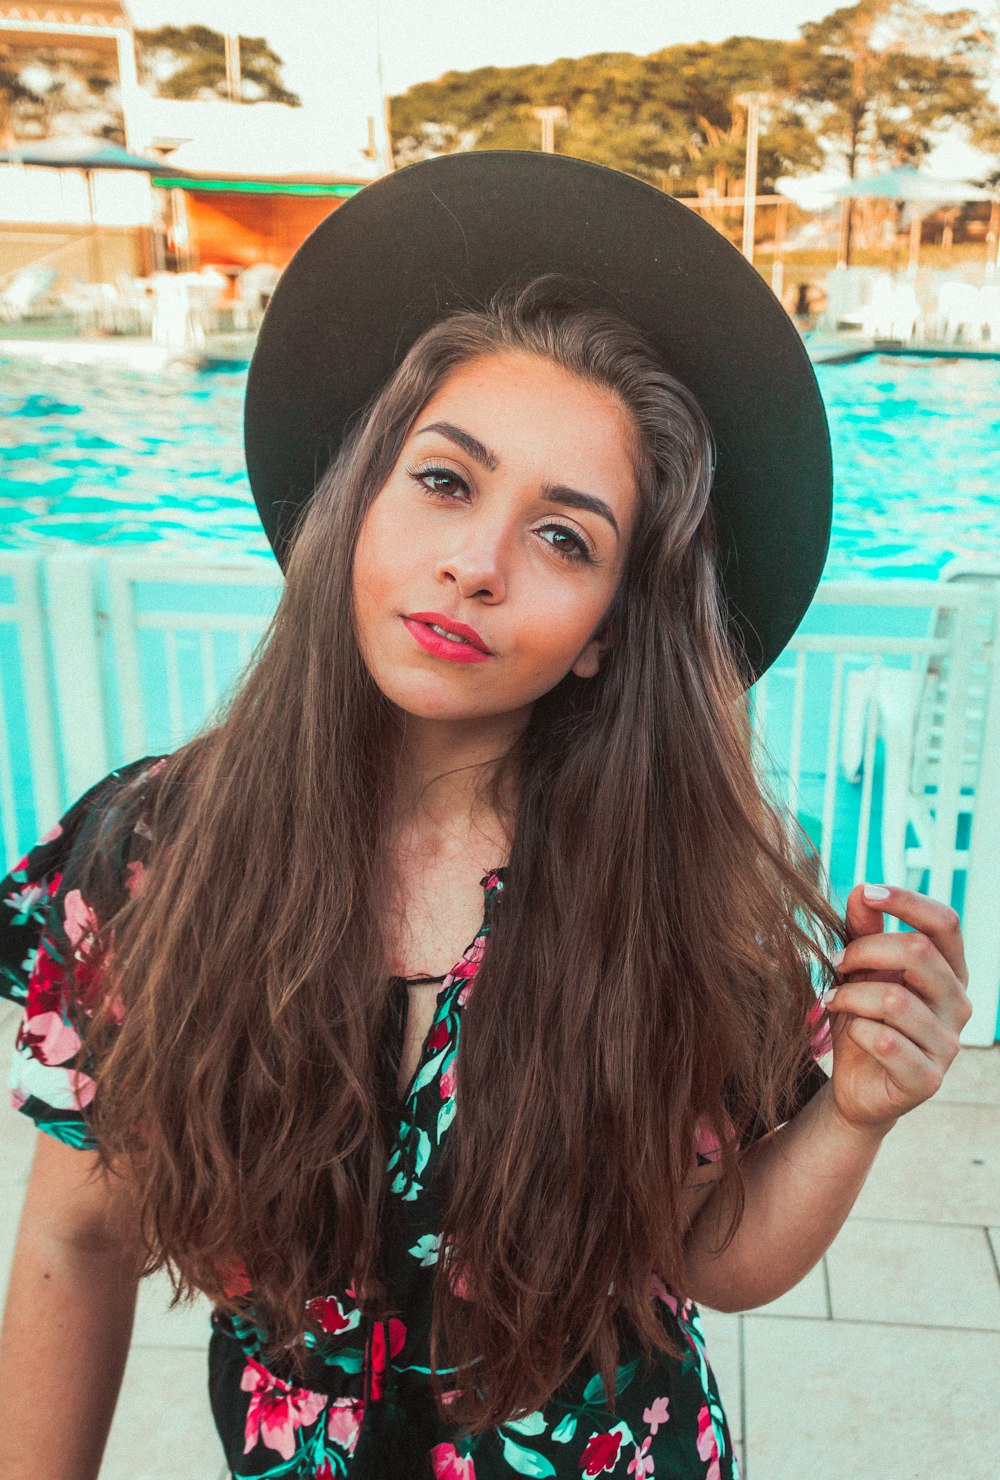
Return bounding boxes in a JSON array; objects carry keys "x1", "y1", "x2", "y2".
[
  {"x1": 125, "y1": 1, "x2": 839, "y2": 105},
  {"x1": 124, "y1": 0, "x2": 997, "y2": 180}
]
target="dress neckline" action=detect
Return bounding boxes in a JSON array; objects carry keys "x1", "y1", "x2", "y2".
[{"x1": 389, "y1": 866, "x2": 504, "y2": 985}]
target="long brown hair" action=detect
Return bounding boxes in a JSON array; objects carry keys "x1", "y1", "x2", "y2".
[{"x1": 78, "y1": 274, "x2": 843, "y2": 1432}]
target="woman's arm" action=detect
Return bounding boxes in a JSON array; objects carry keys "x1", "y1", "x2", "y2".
[
  {"x1": 683, "y1": 882, "x2": 972, "y2": 1312},
  {"x1": 0, "y1": 1133, "x2": 144, "y2": 1480}
]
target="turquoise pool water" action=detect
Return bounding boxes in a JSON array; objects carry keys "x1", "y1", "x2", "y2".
[{"x1": 0, "y1": 351, "x2": 998, "y2": 576}]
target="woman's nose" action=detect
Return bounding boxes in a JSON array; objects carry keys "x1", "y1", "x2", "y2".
[{"x1": 435, "y1": 522, "x2": 508, "y2": 602}]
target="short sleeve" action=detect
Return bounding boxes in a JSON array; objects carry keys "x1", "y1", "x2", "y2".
[
  {"x1": 693, "y1": 1000, "x2": 832, "y2": 1168},
  {"x1": 0, "y1": 755, "x2": 167, "y2": 1150}
]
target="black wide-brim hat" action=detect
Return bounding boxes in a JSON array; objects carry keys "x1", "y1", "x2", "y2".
[{"x1": 244, "y1": 149, "x2": 832, "y2": 686}]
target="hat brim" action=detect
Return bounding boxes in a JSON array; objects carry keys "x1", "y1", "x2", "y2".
[{"x1": 244, "y1": 149, "x2": 832, "y2": 685}]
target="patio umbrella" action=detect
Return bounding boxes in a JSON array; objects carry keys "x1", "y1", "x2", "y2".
[
  {"x1": 836, "y1": 166, "x2": 994, "y2": 269},
  {"x1": 0, "y1": 136, "x2": 185, "y2": 174},
  {"x1": 835, "y1": 164, "x2": 992, "y2": 204},
  {"x1": 0, "y1": 137, "x2": 186, "y2": 280}
]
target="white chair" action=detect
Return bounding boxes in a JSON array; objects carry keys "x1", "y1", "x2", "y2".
[
  {"x1": 0, "y1": 264, "x2": 56, "y2": 320},
  {"x1": 935, "y1": 282, "x2": 983, "y2": 344},
  {"x1": 839, "y1": 559, "x2": 1000, "y2": 884},
  {"x1": 979, "y1": 286, "x2": 1000, "y2": 346},
  {"x1": 233, "y1": 262, "x2": 281, "y2": 330}
]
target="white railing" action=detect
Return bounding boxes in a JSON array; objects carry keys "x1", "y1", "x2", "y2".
[{"x1": 1, "y1": 552, "x2": 997, "y2": 1044}]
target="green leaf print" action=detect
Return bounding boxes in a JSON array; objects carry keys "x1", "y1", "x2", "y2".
[
  {"x1": 582, "y1": 1358, "x2": 640, "y2": 1407},
  {"x1": 503, "y1": 1410, "x2": 547, "y2": 1437},
  {"x1": 408, "y1": 1233, "x2": 442, "y2": 1267},
  {"x1": 410, "y1": 1046, "x2": 448, "y2": 1096},
  {"x1": 437, "y1": 1096, "x2": 456, "y2": 1139},
  {"x1": 323, "y1": 1346, "x2": 363, "y2": 1373},
  {"x1": 551, "y1": 1413, "x2": 577, "y2": 1443},
  {"x1": 498, "y1": 1435, "x2": 557, "y2": 1477},
  {"x1": 414, "y1": 1126, "x2": 432, "y2": 1176}
]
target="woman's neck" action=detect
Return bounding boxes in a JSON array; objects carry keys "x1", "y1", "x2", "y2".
[{"x1": 390, "y1": 710, "x2": 524, "y2": 860}]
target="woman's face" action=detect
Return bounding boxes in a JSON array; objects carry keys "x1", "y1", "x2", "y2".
[{"x1": 352, "y1": 350, "x2": 640, "y2": 726}]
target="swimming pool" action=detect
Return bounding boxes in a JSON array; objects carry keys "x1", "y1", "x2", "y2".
[{"x1": 0, "y1": 350, "x2": 998, "y2": 575}]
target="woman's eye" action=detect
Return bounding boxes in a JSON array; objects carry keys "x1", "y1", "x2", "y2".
[
  {"x1": 539, "y1": 525, "x2": 592, "y2": 563},
  {"x1": 408, "y1": 466, "x2": 468, "y2": 498}
]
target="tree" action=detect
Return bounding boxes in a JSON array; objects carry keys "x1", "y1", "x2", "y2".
[
  {"x1": 795, "y1": 1, "x2": 998, "y2": 260},
  {"x1": 796, "y1": 1, "x2": 996, "y2": 175},
  {"x1": 390, "y1": 38, "x2": 823, "y2": 196},
  {"x1": 388, "y1": 2, "x2": 998, "y2": 211},
  {"x1": 0, "y1": 45, "x2": 123, "y2": 143},
  {"x1": 135, "y1": 25, "x2": 300, "y2": 106}
]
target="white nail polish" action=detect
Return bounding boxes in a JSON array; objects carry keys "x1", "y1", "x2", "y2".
[{"x1": 863, "y1": 883, "x2": 890, "y2": 901}]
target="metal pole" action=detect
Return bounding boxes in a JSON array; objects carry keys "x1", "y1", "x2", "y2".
[
  {"x1": 224, "y1": 33, "x2": 242, "y2": 102},
  {"x1": 532, "y1": 106, "x2": 567, "y2": 155},
  {"x1": 741, "y1": 98, "x2": 760, "y2": 263}
]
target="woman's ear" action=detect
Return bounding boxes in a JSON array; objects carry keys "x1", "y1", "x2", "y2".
[{"x1": 571, "y1": 624, "x2": 614, "y2": 680}]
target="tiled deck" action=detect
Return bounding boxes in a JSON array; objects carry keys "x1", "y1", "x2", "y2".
[{"x1": 1, "y1": 995, "x2": 997, "y2": 1479}]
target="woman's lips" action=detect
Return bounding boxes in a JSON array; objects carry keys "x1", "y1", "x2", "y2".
[{"x1": 401, "y1": 617, "x2": 493, "y2": 664}]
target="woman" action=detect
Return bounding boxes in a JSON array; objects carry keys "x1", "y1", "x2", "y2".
[{"x1": 0, "y1": 153, "x2": 971, "y2": 1479}]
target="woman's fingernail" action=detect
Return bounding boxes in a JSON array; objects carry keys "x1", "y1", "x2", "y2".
[
  {"x1": 822, "y1": 988, "x2": 838, "y2": 1005},
  {"x1": 831, "y1": 948, "x2": 845, "y2": 967},
  {"x1": 863, "y1": 883, "x2": 891, "y2": 901}
]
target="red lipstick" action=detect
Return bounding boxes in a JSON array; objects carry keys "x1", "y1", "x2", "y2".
[{"x1": 402, "y1": 612, "x2": 493, "y2": 664}]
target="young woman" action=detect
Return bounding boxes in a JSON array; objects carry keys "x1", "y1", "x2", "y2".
[{"x1": 0, "y1": 154, "x2": 971, "y2": 1480}]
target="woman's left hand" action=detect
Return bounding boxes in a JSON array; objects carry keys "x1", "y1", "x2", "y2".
[{"x1": 824, "y1": 883, "x2": 972, "y2": 1134}]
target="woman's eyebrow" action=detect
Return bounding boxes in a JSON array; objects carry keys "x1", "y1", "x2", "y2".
[
  {"x1": 414, "y1": 421, "x2": 620, "y2": 540},
  {"x1": 416, "y1": 421, "x2": 499, "y2": 471}
]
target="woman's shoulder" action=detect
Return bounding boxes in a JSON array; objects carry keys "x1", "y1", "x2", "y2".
[{"x1": 0, "y1": 753, "x2": 170, "y2": 1007}]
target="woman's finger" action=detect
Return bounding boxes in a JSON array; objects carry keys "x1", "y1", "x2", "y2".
[
  {"x1": 844, "y1": 883, "x2": 968, "y2": 989},
  {"x1": 833, "y1": 931, "x2": 972, "y2": 1034},
  {"x1": 826, "y1": 980, "x2": 959, "y2": 1067},
  {"x1": 842, "y1": 1014, "x2": 946, "y2": 1104}
]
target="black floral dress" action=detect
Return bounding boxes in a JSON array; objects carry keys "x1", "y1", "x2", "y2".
[{"x1": 0, "y1": 758, "x2": 830, "y2": 1480}]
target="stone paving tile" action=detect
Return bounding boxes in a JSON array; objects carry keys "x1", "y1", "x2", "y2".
[
  {"x1": 850, "y1": 1098, "x2": 999, "y2": 1225},
  {"x1": 827, "y1": 1217, "x2": 1000, "y2": 1330},
  {"x1": 697, "y1": 1307, "x2": 742, "y2": 1442},
  {"x1": 742, "y1": 1316, "x2": 1000, "y2": 1479},
  {"x1": 100, "y1": 1342, "x2": 224, "y2": 1480},
  {"x1": 935, "y1": 1045, "x2": 1000, "y2": 1106},
  {"x1": 988, "y1": 1227, "x2": 1000, "y2": 1282},
  {"x1": 752, "y1": 1258, "x2": 829, "y2": 1319}
]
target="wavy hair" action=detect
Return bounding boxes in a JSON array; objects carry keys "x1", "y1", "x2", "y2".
[{"x1": 77, "y1": 274, "x2": 844, "y2": 1433}]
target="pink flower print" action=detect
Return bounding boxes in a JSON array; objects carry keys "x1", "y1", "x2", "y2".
[
  {"x1": 580, "y1": 1429, "x2": 623, "y2": 1476},
  {"x1": 368, "y1": 1316, "x2": 407, "y2": 1400},
  {"x1": 426, "y1": 1019, "x2": 450, "y2": 1055},
  {"x1": 124, "y1": 859, "x2": 146, "y2": 897},
  {"x1": 696, "y1": 1404, "x2": 721, "y2": 1480},
  {"x1": 63, "y1": 889, "x2": 98, "y2": 954},
  {"x1": 240, "y1": 1357, "x2": 326, "y2": 1461},
  {"x1": 306, "y1": 1294, "x2": 351, "y2": 1335},
  {"x1": 21, "y1": 1009, "x2": 81, "y2": 1066},
  {"x1": 440, "y1": 1065, "x2": 456, "y2": 1100},
  {"x1": 451, "y1": 934, "x2": 485, "y2": 982},
  {"x1": 650, "y1": 1275, "x2": 677, "y2": 1316},
  {"x1": 38, "y1": 820, "x2": 63, "y2": 845},
  {"x1": 457, "y1": 981, "x2": 473, "y2": 1005},
  {"x1": 643, "y1": 1396, "x2": 670, "y2": 1435},
  {"x1": 326, "y1": 1396, "x2": 364, "y2": 1455},
  {"x1": 692, "y1": 1116, "x2": 723, "y2": 1164},
  {"x1": 429, "y1": 1443, "x2": 477, "y2": 1479},
  {"x1": 68, "y1": 1068, "x2": 96, "y2": 1109},
  {"x1": 628, "y1": 1436, "x2": 655, "y2": 1477}
]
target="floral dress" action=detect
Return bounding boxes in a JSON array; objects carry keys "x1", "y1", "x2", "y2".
[{"x1": 1, "y1": 757, "x2": 830, "y2": 1480}]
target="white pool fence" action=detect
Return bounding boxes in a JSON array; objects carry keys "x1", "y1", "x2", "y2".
[{"x1": 1, "y1": 551, "x2": 997, "y2": 1044}]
